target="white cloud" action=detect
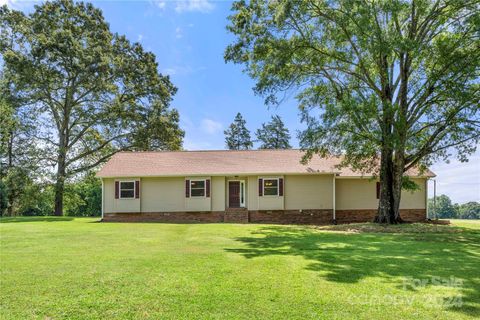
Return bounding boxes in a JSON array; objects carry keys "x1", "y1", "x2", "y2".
[
  {"x1": 162, "y1": 65, "x2": 206, "y2": 76},
  {"x1": 428, "y1": 150, "x2": 480, "y2": 204},
  {"x1": 152, "y1": 0, "x2": 166, "y2": 10},
  {"x1": 137, "y1": 34, "x2": 144, "y2": 42},
  {"x1": 175, "y1": 27, "x2": 183, "y2": 39},
  {"x1": 175, "y1": 0, "x2": 214, "y2": 13},
  {"x1": 0, "y1": 0, "x2": 13, "y2": 6},
  {"x1": 201, "y1": 119, "x2": 223, "y2": 135},
  {"x1": 0, "y1": 0, "x2": 32, "y2": 9}
]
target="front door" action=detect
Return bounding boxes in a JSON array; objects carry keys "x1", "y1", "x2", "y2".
[{"x1": 229, "y1": 181, "x2": 240, "y2": 208}]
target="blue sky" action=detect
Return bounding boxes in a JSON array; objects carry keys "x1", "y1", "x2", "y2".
[{"x1": 3, "y1": 0, "x2": 479, "y2": 203}]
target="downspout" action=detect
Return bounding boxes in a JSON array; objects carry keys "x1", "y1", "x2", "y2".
[
  {"x1": 101, "y1": 178, "x2": 104, "y2": 221},
  {"x1": 425, "y1": 179, "x2": 428, "y2": 220},
  {"x1": 332, "y1": 174, "x2": 336, "y2": 224},
  {"x1": 433, "y1": 179, "x2": 437, "y2": 220}
]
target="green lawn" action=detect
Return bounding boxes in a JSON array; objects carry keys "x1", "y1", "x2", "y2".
[{"x1": 1, "y1": 218, "x2": 479, "y2": 319}]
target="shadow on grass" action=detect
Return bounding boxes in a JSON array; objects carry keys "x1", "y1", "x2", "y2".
[
  {"x1": 225, "y1": 226, "x2": 480, "y2": 316},
  {"x1": 0, "y1": 216, "x2": 75, "y2": 223}
]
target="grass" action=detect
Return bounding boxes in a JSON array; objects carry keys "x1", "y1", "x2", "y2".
[{"x1": 0, "y1": 218, "x2": 479, "y2": 319}]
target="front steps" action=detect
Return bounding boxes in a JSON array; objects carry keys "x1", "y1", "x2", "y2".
[{"x1": 224, "y1": 208, "x2": 249, "y2": 223}]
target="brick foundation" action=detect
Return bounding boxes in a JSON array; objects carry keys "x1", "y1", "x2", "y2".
[
  {"x1": 335, "y1": 209, "x2": 426, "y2": 223},
  {"x1": 249, "y1": 210, "x2": 333, "y2": 225},
  {"x1": 103, "y1": 209, "x2": 426, "y2": 224},
  {"x1": 224, "y1": 208, "x2": 249, "y2": 223},
  {"x1": 103, "y1": 211, "x2": 224, "y2": 223}
]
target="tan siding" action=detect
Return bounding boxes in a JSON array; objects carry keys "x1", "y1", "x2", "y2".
[
  {"x1": 211, "y1": 176, "x2": 226, "y2": 211},
  {"x1": 141, "y1": 177, "x2": 186, "y2": 212},
  {"x1": 104, "y1": 178, "x2": 141, "y2": 213},
  {"x1": 285, "y1": 175, "x2": 333, "y2": 210},
  {"x1": 184, "y1": 177, "x2": 211, "y2": 211},
  {"x1": 400, "y1": 178, "x2": 426, "y2": 209},
  {"x1": 257, "y1": 176, "x2": 284, "y2": 210},
  {"x1": 247, "y1": 176, "x2": 259, "y2": 210},
  {"x1": 103, "y1": 178, "x2": 115, "y2": 213},
  {"x1": 336, "y1": 178, "x2": 426, "y2": 210}
]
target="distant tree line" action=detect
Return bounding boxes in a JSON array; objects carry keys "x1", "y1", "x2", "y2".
[
  {"x1": 428, "y1": 195, "x2": 480, "y2": 219},
  {"x1": 224, "y1": 113, "x2": 292, "y2": 150}
]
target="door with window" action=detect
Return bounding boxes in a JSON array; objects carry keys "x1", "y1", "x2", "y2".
[{"x1": 228, "y1": 180, "x2": 245, "y2": 208}]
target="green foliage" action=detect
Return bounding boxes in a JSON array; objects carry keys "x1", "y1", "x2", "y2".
[
  {"x1": 428, "y1": 194, "x2": 458, "y2": 219},
  {"x1": 401, "y1": 176, "x2": 420, "y2": 192},
  {"x1": 224, "y1": 112, "x2": 253, "y2": 150},
  {"x1": 428, "y1": 194, "x2": 480, "y2": 219},
  {"x1": 255, "y1": 115, "x2": 291, "y2": 149},
  {"x1": 16, "y1": 183, "x2": 54, "y2": 216},
  {"x1": 0, "y1": 180, "x2": 7, "y2": 215},
  {"x1": 63, "y1": 172, "x2": 101, "y2": 217},
  {"x1": 0, "y1": 0, "x2": 184, "y2": 215},
  {"x1": 458, "y1": 202, "x2": 480, "y2": 219},
  {"x1": 225, "y1": 0, "x2": 480, "y2": 221}
]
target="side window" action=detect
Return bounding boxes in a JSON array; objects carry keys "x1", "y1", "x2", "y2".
[
  {"x1": 190, "y1": 180, "x2": 206, "y2": 197},
  {"x1": 263, "y1": 179, "x2": 279, "y2": 196},
  {"x1": 120, "y1": 181, "x2": 135, "y2": 199}
]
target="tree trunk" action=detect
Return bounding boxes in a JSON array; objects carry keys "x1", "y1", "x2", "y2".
[
  {"x1": 6, "y1": 130, "x2": 14, "y2": 216},
  {"x1": 54, "y1": 162, "x2": 65, "y2": 216},
  {"x1": 392, "y1": 154, "x2": 406, "y2": 222},
  {"x1": 375, "y1": 147, "x2": 397, "y2": 223},
  {"x1": 54, "y1": 141, "x2": 67, "y2": 216}
]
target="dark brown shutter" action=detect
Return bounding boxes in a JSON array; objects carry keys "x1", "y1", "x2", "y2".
[
  {"x1": 206, "y1": 179, "x2": 210, "y2": 197},
  {"x1": 258, "y1": 178, "x2": 263, "y2": 196},
  {"x1": 135, "y1": 180, "x2": 140, "y2": 199},
  {"x1": 115, "y1": 181, "x2": 119, "y2": 199},
  {"x1": 376, "y1": 182, "x2": 380, "y2": 199},
  {"x1": 279, "y1": 178, "x2": 284, "y2": 196},
  {"x1": 185, "y1": 179, "x2": 190, "y2": 198}
]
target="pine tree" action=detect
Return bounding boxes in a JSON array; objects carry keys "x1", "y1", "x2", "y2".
[
  {"x1": 256, "y1": 115, "x2": 291, "y2": 149},
  {"x1": 224, "y1": 113, "x2": 253, "y2": 150}
]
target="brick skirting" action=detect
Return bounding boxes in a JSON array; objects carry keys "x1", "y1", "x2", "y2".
[
  {"x1": 103, "y1": 209, "x2": 426, "y2": 224},
  {"x1": 103, "y1": 211, "x2": 224, "y2": 223},
  {"x1": 336, "y1": 209, "x2": 426, "y2": 223},
  {"x1": 248, "y1": 210, "x2": 333, "y2": 225}
]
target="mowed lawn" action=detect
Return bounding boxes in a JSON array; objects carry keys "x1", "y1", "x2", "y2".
[{"x1": 1, "y1": 218, "x2": 479, "y2": 319}]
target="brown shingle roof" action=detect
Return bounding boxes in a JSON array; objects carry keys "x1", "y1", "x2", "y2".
[{"x1": 96, "y1": 149, "x2": 435, "y2": 178}]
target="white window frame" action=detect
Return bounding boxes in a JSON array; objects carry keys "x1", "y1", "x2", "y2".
[
  {"x1": 190, "y1": 179, "x2": 206, "y2": 198},
  {"x1": 262, "y1": 177, "x2": 280, "y2": 197},
  {"x1": 119, "y1": 180, "x2": 136, "y2": 199}
]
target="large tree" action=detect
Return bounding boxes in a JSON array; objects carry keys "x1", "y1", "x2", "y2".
[
  {"x1": 225, "y1": 0, "x2": 480, "y2": 223},
  {"x1": 0, "y1": 0, "x2": 184, "y2": 216},
  {"x1": 256, "y1": 115, "x2": 292, "y2": 149},
  {"x1": 224, "y1": 112, "x2": 254, "y2": 150},
  {"x1": 0, "y1": 10, "x2": 43, "y2": 216}
]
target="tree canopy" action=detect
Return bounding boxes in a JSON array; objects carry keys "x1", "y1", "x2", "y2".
[
  {"x1": 225, "y1": 0, "x2": 480, "y2": 223},
  {"x1": 0, "y1": 0, "x2": 184, "y2": 215},
  {"x1": 256, "y1": 115, "x2": 292, "y2": 149},
  {"x1": 224, "y1": 112, "x2": 253, "y2": 150}
]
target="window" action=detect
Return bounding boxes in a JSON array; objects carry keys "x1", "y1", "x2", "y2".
[
  {"x1": 190, "y1": 180, "x2": 206, "y2": 197},
  {"x1": 120, "y1": 181, "x2": 135, "y2": 199},
  {"x1": 263, "y1": 178, "x2": 279, "y2": 196}
]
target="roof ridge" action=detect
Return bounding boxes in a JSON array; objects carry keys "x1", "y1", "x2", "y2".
[{"x1": 117, "y1": 149, "x2": 304, "y2": 153}]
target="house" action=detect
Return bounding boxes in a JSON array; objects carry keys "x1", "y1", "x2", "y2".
[{"x1": 96, "y1": 149, "x2": 435, "y2": 224}]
